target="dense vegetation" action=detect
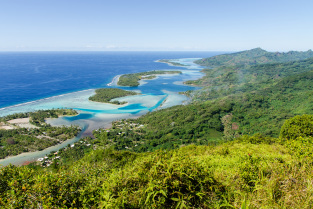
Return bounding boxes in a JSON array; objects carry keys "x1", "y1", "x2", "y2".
[
  {"x1": 90, "y1": 67, "x2": 313, "y2": 155},
  {"x1": 89, "y1": 88, "x2": 138, "y2": 105},
  {"x1": 187, "y1": 56, "x2": 313, "y2": 89},
  {"x1": 2, "y1": 49, "x2": 313, "y2": 207},
  {"x1": 0, "y1": 109, "x2": 80, "y2": 158},
  {"x1": 92, "y1": 102, "x2": 226, "y2": 152},
  {"x1": 2, "y1": 116, "x2": 313, "y2": 208},
  {"x1": 118, "y1": 70, "x2": 181, "y2": 87},
  {"x1": 195, "y1": 47, "x2": 313, "y2": 67}
]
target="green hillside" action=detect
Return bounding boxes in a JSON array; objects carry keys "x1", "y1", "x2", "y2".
[
  {"x1": 187, "y1": 57, "x2": 313, "y2": 101},
  {"x1": 194, "y1": 48, "x2": 313, "y2": 67},
  {"x1": 2, "y1": 118, "x2": 313, "y2": 208},
  {"x1": 2, "y1": 49, "x2": 313, "y2": 208}
]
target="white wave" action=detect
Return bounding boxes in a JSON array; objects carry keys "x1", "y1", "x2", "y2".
[{"x1": 0, "y1": 89, "x2": 95, "y2": 111}]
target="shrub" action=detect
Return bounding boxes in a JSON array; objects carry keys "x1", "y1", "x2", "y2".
[{"x1": 280, "y1": 114, "x2": 313, "y2": 139}]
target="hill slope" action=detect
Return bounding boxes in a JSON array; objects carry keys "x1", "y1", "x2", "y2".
[
  {"x1": 2, "y1": 122, "x2": 313, "y2": 208},
  {"x1": 195, "y1": 48, "x2": 313, "y2": 67}
]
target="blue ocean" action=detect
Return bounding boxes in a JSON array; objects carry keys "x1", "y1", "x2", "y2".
[{"x1": 0, "y1": 51, "x2": 220, "y2": 108}]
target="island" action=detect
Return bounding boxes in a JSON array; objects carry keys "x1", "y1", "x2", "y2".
[
  {"x1": 117, "y1": 70, "x2": 182, "y2": 87},
  {"x1": 89, "y1": 88, "x2": 138, "y2": 105}
]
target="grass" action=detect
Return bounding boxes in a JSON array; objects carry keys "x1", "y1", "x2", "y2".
[{"x1": 3, "y1": 132, "x2": 313, "y2": 208}]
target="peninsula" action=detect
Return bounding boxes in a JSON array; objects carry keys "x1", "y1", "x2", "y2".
[{"x1": 117, "y1": 70, "x2": 182, "y2": 87}]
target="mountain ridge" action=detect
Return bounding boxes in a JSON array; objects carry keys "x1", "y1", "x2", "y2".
[{"x1": 195, "y1": 47, "x2": 313, "y2": 67}]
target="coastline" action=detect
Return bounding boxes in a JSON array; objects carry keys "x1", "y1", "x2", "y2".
[
  {"x1": 0, "y1": 57, "x2": 203, "y2": 166},
  {"x1": 0, "y1": 73, "x2": 126, "y2": 112},
  {"x1": 0, "y1": 89, "x2": 95, "y2": 114}
]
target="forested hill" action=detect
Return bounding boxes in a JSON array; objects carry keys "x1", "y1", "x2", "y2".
[
  {"x1": 195, "y1": 47, "x2": 313, "y2": 67},
  {"x1": 186, "y1": 56, "x2": 313, "y2": 90}
]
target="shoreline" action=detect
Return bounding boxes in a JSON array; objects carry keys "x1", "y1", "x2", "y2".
[
  {"x1": 107, "y1": 74, "x2": 121, "y2": 86},
  {"x1": 0, "y1": 57, "x2": 201, "y2": 111},
  {"x1": 0, "y1": 58, "x2": 203, "y2": 166}
]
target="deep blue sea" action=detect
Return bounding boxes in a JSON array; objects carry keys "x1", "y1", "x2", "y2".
[{"x1": 0, "y1": 51, "x2": 222, "y2": 108}]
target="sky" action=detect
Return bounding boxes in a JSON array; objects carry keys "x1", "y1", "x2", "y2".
[{"x1": 0, "y1": 0, "x2": 313, "y2": 52}]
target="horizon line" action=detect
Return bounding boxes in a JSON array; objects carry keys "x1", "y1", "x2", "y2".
[{"x1": 0, "y1": 50, "x2": 232, "y2": 52}]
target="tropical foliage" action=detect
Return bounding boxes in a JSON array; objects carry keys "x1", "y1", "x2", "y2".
[{"x1": 2, "y1": 119, "x2": 313, "y2": 208}]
